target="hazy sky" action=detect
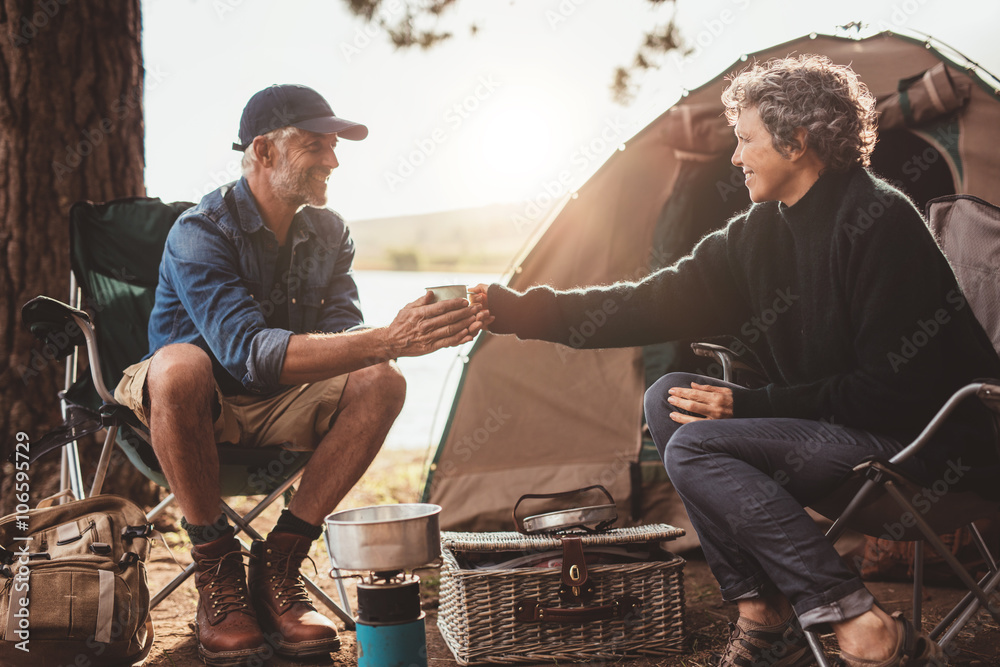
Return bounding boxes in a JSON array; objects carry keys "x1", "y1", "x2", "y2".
[{"x1": 142, "y1": 0, "x2": 1000, "y2": 223}]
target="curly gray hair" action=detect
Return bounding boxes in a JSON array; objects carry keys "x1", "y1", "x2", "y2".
[{"x1": 721, "y1": 54, "x2": 877, "y2": 171}]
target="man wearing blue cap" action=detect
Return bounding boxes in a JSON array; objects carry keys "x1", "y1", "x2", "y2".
[{"x1": 113, "y1": 84, "x2": 483, "y2": 665}]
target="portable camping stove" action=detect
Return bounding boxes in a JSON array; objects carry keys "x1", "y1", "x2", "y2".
[
  {"x1": 324, "y1": 503, "x2": 441, "y2": 667},
  {"x1": 355, "y1": 570, "x2": 427, "y2": 666}
]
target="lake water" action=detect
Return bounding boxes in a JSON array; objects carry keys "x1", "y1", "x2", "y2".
[{"x1": 353, "y1": 270, "x2": 502, "y2": 452}]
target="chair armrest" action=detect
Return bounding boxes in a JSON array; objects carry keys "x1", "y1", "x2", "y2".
[
  {"x1": 890, "y1": 382, "x2": 992, "y2": 464},
  {"x1": 690, "y1": 341, "x2": 767, "y2": 386},
  {"x1": 20, "y1": 295, "x2": 117, "y2": 405},
  {"x1": 21, "y1": 295, "x2": 91, "y2": 349},
  {"x1": 978, "y1": 382, "x2": 1000, "y2": 414}
]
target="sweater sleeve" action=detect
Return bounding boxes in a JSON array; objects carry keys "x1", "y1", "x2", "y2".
[
  {"x1": 487, "y1": 223, "x2": 749, "y2": 349},
  {"x1": 731, "y1": 201, "x2": 961, "y2": 433}
]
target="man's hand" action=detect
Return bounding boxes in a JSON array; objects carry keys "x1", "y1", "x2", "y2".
[
  {"x1": 668, "y1": 382, "x2": 734, "y2": 424},
  {"x1": 384, "y1": 291, "x2": 481, "y2": 357},
  {"x1": 468, "y1": 284, "x2": 495, "y2": 330}
]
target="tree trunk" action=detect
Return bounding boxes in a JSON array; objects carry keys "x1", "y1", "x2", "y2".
[{"x1": 0, "y1": 0, "x2": 158, "y2": 512}]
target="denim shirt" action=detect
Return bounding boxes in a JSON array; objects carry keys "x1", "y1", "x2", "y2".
[{"x1": 146, "y1": 177, "x2": 364, "y2": 395}]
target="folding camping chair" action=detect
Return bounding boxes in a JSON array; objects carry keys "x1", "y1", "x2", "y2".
[
  {"x1": 18, "y1": 196, "x2": 355, "y2": 628},
  {"x1": 691, "y1": 194, "x2": 1000, "y2": 665}
]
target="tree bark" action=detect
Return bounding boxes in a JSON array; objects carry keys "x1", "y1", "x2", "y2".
[{"x1": 0, "y1": 0, "x2": 157, "y2": 512}]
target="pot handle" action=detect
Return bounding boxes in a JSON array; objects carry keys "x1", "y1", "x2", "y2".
[
  {"x1": 512, "y1": 485, "x2": 615, "y2": 534},
  {"x1": 514, "y1": 596, "x2": 640, "y2": 624}
]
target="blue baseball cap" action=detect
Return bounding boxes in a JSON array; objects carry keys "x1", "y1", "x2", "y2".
[{"x1": 232, "y1": 84, "x2": 368, "y2": 151}]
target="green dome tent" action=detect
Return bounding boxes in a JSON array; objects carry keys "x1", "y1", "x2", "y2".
[{"x1": 422, "y1": 30, "x2": 1000, "y2": 550}]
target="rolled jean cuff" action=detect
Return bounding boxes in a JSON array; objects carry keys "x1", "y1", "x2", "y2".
[
  {"x1": 796, "y1": 581, "x2": 874, "y2": 630},
  {"x1": 720, "y1": 571, "x2": 771, "y2": 602}
]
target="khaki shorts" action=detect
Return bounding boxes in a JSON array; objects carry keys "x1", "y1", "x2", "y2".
[{"x1": 113, "y1": 356, "x2": 349, "y2": 451}]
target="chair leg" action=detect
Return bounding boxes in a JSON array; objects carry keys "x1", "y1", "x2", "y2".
[
  {"x1": 824, "y1": 479, "x2": 879, "y2": 543},
  {"x1": 805, "y1": 630, "x2": 833, "y2": 667},
  {"x1": 151, "y1": 561, "x2": 197, "y2": 609},
  {"x1": 303, "y1": 574, "x2": 356, "y2": 630},
  {"x1": 882, "y1": 483, "x2": 1000, "y2": 626},
  {"x1": 60, "y1": 443, "x2": 85, "y2": 502},
  {"x1": 221, "y1": 500, "x2": 266, "y2": 541},
  {"x1": 913, "y1": 540, "x2": 924, "y2": 632},
  {"x1": 89, "y1": 424, "x2": 119, "y2": 497},
  {"x1": 969, "y1": 522, "x2": 998, "y2": 571},
  {"x1": 938, "y1": 566, "x2": 1000, "y2": 648},
  {"x1": 146, "y1": 492, "x2": 175, "y2": 522}
]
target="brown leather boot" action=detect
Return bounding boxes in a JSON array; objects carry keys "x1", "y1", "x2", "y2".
[
  {"x1": 191, "y1": 529, "x2": 267, "y2": 666},
  {"x1": 248, "y1": 532, "x2": 341, "y2": 657}
]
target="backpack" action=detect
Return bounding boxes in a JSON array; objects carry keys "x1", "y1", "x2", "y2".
[{"x1": 0, "y1": 494, "x2": 154, "y2": 666}]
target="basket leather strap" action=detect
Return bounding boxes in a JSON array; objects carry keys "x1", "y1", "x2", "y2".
[
  {"x1": 514, "y1": 596, "x2": 640, "y2": 624},
  {"x1": 558, "y1": 537, "x2": 594, "y2": 603}
]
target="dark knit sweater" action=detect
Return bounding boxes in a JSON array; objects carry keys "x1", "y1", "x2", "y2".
[{"x1": 488, "y1": 167, "x2": 1000, "y2": 476}]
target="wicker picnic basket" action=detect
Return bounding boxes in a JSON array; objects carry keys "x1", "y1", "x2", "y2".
[{"x1": 437, "y1": 525, "x2": 686, "y2": 664}]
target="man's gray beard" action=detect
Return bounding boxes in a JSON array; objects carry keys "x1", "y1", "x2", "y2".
[{"x1": 271, "y1": 159, "x2": 327, "y2": 208}]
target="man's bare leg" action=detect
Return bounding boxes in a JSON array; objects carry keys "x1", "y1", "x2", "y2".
[
  {"x1": 289, "y1": 361, "x2": 406, "y2": 524},
  {"x1": 738, "y1": 591, "x2": 795, "y2": 626},
  {"x1": 145, "y1": 343, "x2": 222, "y2": 525},
  {"x1": 248, "y1": 361, "x2": 405, "y2": 657},
  {"x1": 146, "y1": 344, "x2": 266, "y2": 664}
]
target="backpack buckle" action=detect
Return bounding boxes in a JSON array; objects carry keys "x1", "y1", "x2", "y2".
[
  {"x1": 118, "y1": 552, "x2": 139, "y2": 570},
  {"x1": 122, "y1": 524, "x2": 153, "y2": 540}
]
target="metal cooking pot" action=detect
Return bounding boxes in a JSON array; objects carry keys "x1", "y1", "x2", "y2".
[{"x1": 324, "y1": 503, "x2": 441, "y2": 572}]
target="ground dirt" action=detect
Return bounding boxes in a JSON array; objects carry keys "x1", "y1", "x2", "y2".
[{"x1": 143, "y1": 449, "x2": 1000, "y2": 666}]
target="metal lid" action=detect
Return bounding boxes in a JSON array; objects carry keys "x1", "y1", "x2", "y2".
[{"x1": 521, "y1": 504, "x2": 618, "y2": 534}]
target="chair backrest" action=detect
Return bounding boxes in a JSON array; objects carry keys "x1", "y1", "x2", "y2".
[
  {"x1": 65, "y1": 197, "x2": 193, "y2": 410},
  {"x1": 926, "y1": 194, "x2": 1000, "y2": 355}
]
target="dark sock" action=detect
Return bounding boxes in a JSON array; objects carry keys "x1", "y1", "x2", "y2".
[
  {"x1": 181, "y1": 514, "x2": 231, "y2": 546},
  {"x1": 272, "y1": 508, "x2": 322, "y2": 541}
]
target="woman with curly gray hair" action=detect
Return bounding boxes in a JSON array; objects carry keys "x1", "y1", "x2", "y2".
[{"x1": 471, "y1": 55, "x2": 999, "y2": 666}]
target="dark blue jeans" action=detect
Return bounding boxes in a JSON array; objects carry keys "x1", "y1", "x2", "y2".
[{"x1": 645, "y1": 372, "x2": 924, "y2": 629}]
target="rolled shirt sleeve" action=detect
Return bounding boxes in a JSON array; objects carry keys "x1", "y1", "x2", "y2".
[{"x1": 155, "y1": 213, "x2": 291, "y2": 394}]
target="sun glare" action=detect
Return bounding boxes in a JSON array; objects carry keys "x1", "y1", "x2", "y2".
[{"x1": 472, "y1": 94, "x2": 560, "y2": 201}]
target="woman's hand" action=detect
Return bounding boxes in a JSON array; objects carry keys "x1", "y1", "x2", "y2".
[
  {"x1": 468, "y1": 284, "x2": 496, "y2": 330},
  {"x1": 667, "y1": 382, "x2": 734, "y2": 423}
]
